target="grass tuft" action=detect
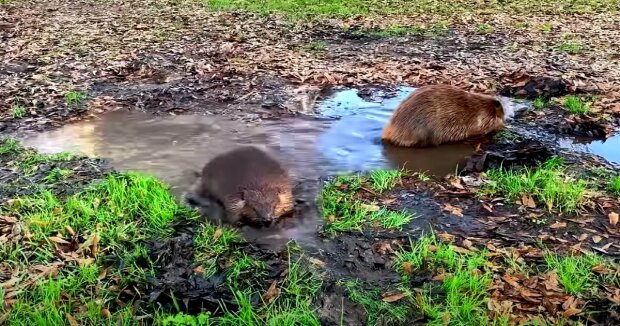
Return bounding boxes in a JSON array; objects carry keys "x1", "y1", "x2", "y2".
[
  {"x1": 0, "y1": 138, "x2": 23, "y2": 155},
  {"x1": 544, "y1": 252, "x2": 604, "y2": 295},
  {"x1": 65, "y1": 90, "x2": 87, "y2": 107},
  {"x1": 563, "y1": 95, "x2": 590, "y2": 115},
  {"x1": 11, "y1": 105, "x2": 26, "y2": 119},
  {"x1": 320, "y1": 172, "x2": 414, "y2": 232},
  {"x1": 305, "y1": 40, "x2": 328, "y2": 52},
  {"x1": 339, "y1": 280, "x2": 410, "y2": 325},
  {"x1": 205, "y1": 0, "x2": 620, "y2": 19},
  {"x1": 475, "y1": 23, "x2": 494, "y2": 34},
  {"x1": 480, "y1": 157, "x2": 588, "y2": 213},
  {"x1": 610, "y1": 176, "x2": 620, "y2": 196},
  {"x1": 369, "y1": 169, "x2": 402, "y2": 193},
  {"x1": 556, "y1": 41, "x2": 583, "y2": 54},
  {"x1": 193, "y1": 223, "x2": 243, "y2": 277},
  {"x1": 394, "y1": 234, "x2": 492, "y2": 324},
  {"x1": 533, "y1": 96, "x2": 547, "y2": 110}
]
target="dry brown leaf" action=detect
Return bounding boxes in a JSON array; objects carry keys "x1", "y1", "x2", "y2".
[
  {"x1": 91, "y1": 233, "x2": 99, "y2": 256},
  {"x1": 308, "y1": 257, "x2": 326, "y2": 268},
  {"x1": 451, "y1": 246, "x2": 471, "y2": 254},
  {"x1": 550, "y1": 222, "x2": 567, "y2": 229},
  {"x1": 521, "y1": 194, "x2": 536, "y2": 208},
  {"x1": 462, "y1": 239, "x2": 473, "y2": 249},
  {"x1": 66, "y1": 313, "x2": 79, "y2": 326},
  {"x1": 608, "y1": 212, "x2": 618, "y2": 226},
  {"x1": 402, "y1": 261, "x2": 413, "y2": 274},
  {"x1": 361, "y1": 203, "x2": 381, "y2": 212},
  {"x1": 49, "y1": 236, "x2": 70, "y2": 244},
  {"x1": 438, "y1": 233, "x2": 454, "y2": 242},
  {"x1": 592, "y1": 235, "x2": 603, "y2": 243},
  {"x1": 381, "y1": 198, "x2": 396, "y2": 205},
  {"x1": 443, "y1": 204, "x2": 463, "y2": 217},
  {"x1": 212, "y1": 228, "x2": 222, "y2": 241},
  {"x1": 562, "y1": 307, "x2": 582, "y2": 318},
  {"x1": 449, "y1": 178, "x2": 464, "y2": 190},
  {"x1": 382, "y1": 292, "x2": 406, "y2": 302},
  {"x1": 101, "y1": 308, "x2": 111, "y2": 318},
  {"x1": 263, "y1": 281, "x2": 280, "y2": 304},
  {"x1": 607, "y1": 290, "x2": 620, "y2": 305},
  {"x1": 577, "y1": 233, "x2": 588, "y2": 241}
]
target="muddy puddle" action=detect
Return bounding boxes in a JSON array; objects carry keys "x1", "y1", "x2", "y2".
[
  {"x1": 558, "y1": 134, "x2": 620, "y2": 165},
  {"x1": 21, "y1": 87, "x2": 619, "y2": 250}
]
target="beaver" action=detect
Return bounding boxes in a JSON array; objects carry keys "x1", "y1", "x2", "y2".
[
  {"x1": 189, "y1": 146, "x2": 294, "y2": 226},
  {"x1": 381, "y1": 85, "x2": 515, "y2": 147}
]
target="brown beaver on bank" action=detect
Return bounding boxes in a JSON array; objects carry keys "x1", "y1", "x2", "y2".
[
  {"x1": 381, "y1": 85, "x2": 515, "y2": 147},
  {"x1": 188, "y1": 146, "x2": 294, "y2": 226}
]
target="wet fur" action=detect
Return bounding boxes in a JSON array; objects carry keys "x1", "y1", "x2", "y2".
[
  {"x1": 382, "y1": 85, "x2": 512, "y2": 147},
  {"x1": 194, "y1": 146, "x2": 294, "y2": 225}
]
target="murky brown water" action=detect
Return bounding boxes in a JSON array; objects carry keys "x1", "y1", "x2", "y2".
[{"x1": 21, "y1": 87, "x2": 619, "y2": 249}]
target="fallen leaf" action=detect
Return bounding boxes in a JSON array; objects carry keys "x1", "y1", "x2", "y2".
[
  {"x1": 609, "y1": 212, "x2": 618, "y2": 226},
  {"x1": 361, "y1": 203, "x2": 381, "y2": 212},
  {"x1": 381, "y1": 198, "x2": 396, "y2": 205},
  {"x1": 402, "y1": 262, "x2": 413, "y2": 274},
  {"x1": 263, "y1": 281, "x2": 279, "y2": 304},
  {"x1": 327, "y1": 215, "x2": 336, "y2": 222},
  {"x1": 438, "y1": 233, "x2": 454, "y2": 242},
  {"x1": 577, "y1": 233, "x2": 588, "y2": 241},
  {"x1": 91, "y1": 233, "x2": 99, "y2": 256},
  {"x1": 212, "y1": 228, "x2": 222, "y2": 241},
  {"x1": 462, "y1": 239, "x2": 473, "y2": 249},
  {"x1": 449, "y1": 178, "x2": 464, "y2": 189},
  {"x1": 550, "y1": 222, "x2": 567, "y2": 229},
  {"x1": 382, "y1": 292, "x2": 406, "y2": 302},
  {"x1": 49, "y1": 236, "x2": 70, "y2": 244},
  {"x1": 592, "y1": 235, "x2": 603, "y2": 243},
  {"x1": 443, "y1": 204, "x2": 463, "y2": 217},
  {"x1": 65, "y1": 226, "x2": 75, "y2": 236},
  {"x1": 520, "y1": 194, "x2": 536, "y2": 208},
  {"x1": 66, "y1": 313, "x2": 79, "y2": 326},
  {"x1": 562, "y1": 307, "x2": 582, "y2": 318},
  {"x1": 308, "y1": 257, "x2": 326, "y2": 268},
  {"x1": 101, "y1": 308, "x2": 111, "y2": 318}
]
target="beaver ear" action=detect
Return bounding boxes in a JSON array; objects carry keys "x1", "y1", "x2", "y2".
[
  {"x1": 230, "y1": 198, "x2": 246, "y2": 211},
  {"x1": 278, "y1": 191, "x2": 292, "y2": 204}
]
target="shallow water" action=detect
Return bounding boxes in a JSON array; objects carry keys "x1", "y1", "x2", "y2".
[
  {"x1": 18, "y1": 87, "x2": 545, "y2": 250},
  {"x1": 558, "y1": 134, "x2": 620, "y2": 165}
]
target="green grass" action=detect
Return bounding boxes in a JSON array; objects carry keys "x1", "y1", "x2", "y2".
[
  {"x1": 320, "y1": 173, "x2": 414, "y2": 232},
  {"x1": 5, "y1": 172, "x2": 188, "y2": 255},
  {"x1": 540, "y1": 23, "x2": 552, "y2": 33},
  {"x1": 0, "y1": 139, "x2": 76, "y2": 173},
  {"x1": 610, "y1": 176, "x2": 620, "y2": 195},
  {"x1": 339, "y1": 280, "x2": 410, "y2": 325},
  {"x1": 394, "y1": 234, "x2": 493, "y2": 325},
  {"x1": 480, "y1": 157, "x2": 588, "y2": 213},
  {"x1": 193, "y1": 222, "x2": 243, "y2": 277},
  {"x1": 492, "y1": 129, "x2": 520, "y2": 143},
  {"x1": 532, "y1": 96, "x2": 547, "y2": 110},
  {"x1": 369, "y1": 169, "x2": 402, "y2": 193},
  {"x1": 11, "y1": 105, "x2": 26, "y2": 119},
  {"x1": 43, "y1": 167, "x2": 71, "y2": 183},
  {"x1": 0, "y1": 141, "x2": 195, "y2": 326},
  {"x1": 205, "y1": 0, "x2": 620, "y2": 20},
  {"x1": 556, "y1": 41, "x2": 583, "y2": 54},
  {"x1": 475, "y1": 23, "x2": 494, "y2": 34},
  {"x1": 354, "y1": 23, "x2": 450, "y2": 38},
  {"x1": 305, "y1": 40, "x2": 328, "y2": 52},
  {"x1": 0, "y1": 137, "x2": 22, "y2": 155},
  {"x1": 64, "y1": 90, "x2": 87, "y2": 107},
  {"x1": 155, "y1": 312, "x2": 214, "y2": 326},
  {"x1": 544, "y1": 252, "x2": 604, "y2": 295},
  {"x1": 563, "y1": 95, "x2": 591, "y2": 115}
]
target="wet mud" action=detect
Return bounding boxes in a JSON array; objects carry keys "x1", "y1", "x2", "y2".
[{"x1": 4, "y1": 86, "x2": 620, "y2": 325}]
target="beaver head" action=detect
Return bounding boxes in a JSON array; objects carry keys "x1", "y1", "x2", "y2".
[{"x1": 234, "y1": 189, "x2": 290, "y2": 225}]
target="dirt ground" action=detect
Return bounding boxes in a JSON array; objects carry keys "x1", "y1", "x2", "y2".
[{"x1": 1, "y1": 1, "x2": 620, "y2": 325}]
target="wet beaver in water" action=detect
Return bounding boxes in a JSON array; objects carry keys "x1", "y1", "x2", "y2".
[
  {"x1": 188, "y1": 146, "x2": 294, "y2": 226},
  {"x1": 381, "y1": 85, "x2": 515, "y2": 147}
]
